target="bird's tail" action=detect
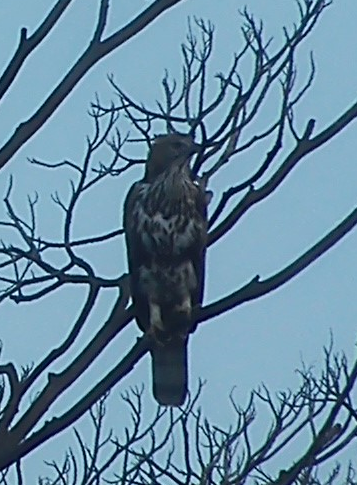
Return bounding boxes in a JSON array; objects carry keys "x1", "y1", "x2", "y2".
[{"x1": 151, "y1": 338, "x2": 188, "y2": 406}]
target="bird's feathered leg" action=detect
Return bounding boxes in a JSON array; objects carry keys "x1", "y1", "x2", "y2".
[
  {"x1": 147, "y1": 299, "x2": 165, "y2": 338},
  {"x1": 172, "y1": 295, "x2": 193, "y2": 337}
]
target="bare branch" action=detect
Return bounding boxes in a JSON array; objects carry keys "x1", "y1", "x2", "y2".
[
  {"x1": 201, "y1": 204, "x2": 357, "y2": 323},
  {"x1": 0, "y1": 0, "x2": 186, "y2": 170},
  {"x1": 0, "y1": 0, "x2": 74, "y2": 101}
]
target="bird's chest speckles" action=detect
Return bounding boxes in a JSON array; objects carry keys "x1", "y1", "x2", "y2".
[{"x1": 132, "y1": 179, "x2": 202, "y2": 255}]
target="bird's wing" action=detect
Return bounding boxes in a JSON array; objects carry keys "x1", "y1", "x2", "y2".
[
  {"x1": 189, "y1": 183, "x2": 209, "y2": 309},
  {"x1": 123, "y1": 181, "x2": 150, "y2": 331},
  {"x1": 124, "y1": 181, "x2": 189, "y2": 406}
]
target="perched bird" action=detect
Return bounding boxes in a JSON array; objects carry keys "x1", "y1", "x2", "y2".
[{"x1": 123, "y1": 133, "x2": 208, "y2": 406}]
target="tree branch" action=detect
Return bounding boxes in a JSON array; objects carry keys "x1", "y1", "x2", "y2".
[
  {"x1": 208, "y1": 98, "x2": 357, "y2": 245},
  {"x1": 0, "y1": 0, "x2": 74, "y2": 101},
  {"x1": 14, "y1": 334, "x2": 149, "y2": 467},
  {"x1": 5, "y1": 296, "x2": 132, "y2": 447},
  {"x1": 0, "y1": 0, "x2": 185, "y2": 170},
  {"x1": 200, "y1": 203, "x2": 357, "y2": 323}
]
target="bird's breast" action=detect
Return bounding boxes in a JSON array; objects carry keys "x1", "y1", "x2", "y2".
[{"x1": 133, "y1": 180, "x2": 204, "y2": 256}]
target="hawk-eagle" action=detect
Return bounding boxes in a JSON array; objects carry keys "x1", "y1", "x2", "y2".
[{"x1": 123, "y1": 133, "x2": 208, "y2": 406}]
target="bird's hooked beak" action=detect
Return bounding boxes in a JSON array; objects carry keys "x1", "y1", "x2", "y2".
[
  {"x1": 177, "y1": 141, "x2": 201, "y2": 167},
  {"x1": 179, "y1": 142, "x2": 200, "y2": 167},
  {"x1": 189, "y1": 142, "x2": 201, "y2": 156}
]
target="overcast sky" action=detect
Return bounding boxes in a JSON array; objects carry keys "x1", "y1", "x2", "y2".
[{"x1": 0, "y1": 0, "x2": 357, "y2": 481}]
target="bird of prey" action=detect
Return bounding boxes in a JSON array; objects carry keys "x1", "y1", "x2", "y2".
[{"x1": 123, "y1": 133, "x2": 208, "y2": 406}]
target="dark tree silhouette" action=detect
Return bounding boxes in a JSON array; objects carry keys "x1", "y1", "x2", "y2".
[
  {"x1": 13, "y1": 344, "x2": 357, "y2": 485},
  {"x1": 0, "y1": 0, "x2": 356, "y2": 482}
]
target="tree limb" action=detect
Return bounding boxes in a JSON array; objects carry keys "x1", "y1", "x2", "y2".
[
  {"x1": 0, "y1": 0, "x2": 185, "y2": 170},
  {"x1": 201, "y1": 203, "x2": 357, "y2": 323},
  {"x1": 209, "y1": 98, "x2": 357, "y2": 245},
  {"x1": 0, "y1": 0, "x2": 74, "y2": 101}
]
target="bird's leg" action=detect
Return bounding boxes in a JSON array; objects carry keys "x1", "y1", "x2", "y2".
[
  {"x1": 173, "y1": 295, "x2": 192, "y2": 338},
  {"x1": 174, "y1": 295, "x2": 191, "y2": 317},
  {"x1": 148, "y1": 300, "x2": 165, "y2": 342}
]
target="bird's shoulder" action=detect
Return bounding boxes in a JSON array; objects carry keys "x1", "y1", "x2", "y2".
[{"x1": 123, "y1": 180, "x2": 149, "y2": 223}]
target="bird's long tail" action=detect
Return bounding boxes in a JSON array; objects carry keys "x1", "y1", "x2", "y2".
[{"x1": 151, "y1": 338, "x2": 188, "y2": 406}]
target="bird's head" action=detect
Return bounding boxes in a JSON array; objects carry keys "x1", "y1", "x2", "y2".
[{"x1": 146, "y1": 133, "x2": 200, "y2": 179}]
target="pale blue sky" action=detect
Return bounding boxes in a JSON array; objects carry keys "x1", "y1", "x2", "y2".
[{"x1": 0, "y1": 0, "x2": 357, "y2": 480}]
